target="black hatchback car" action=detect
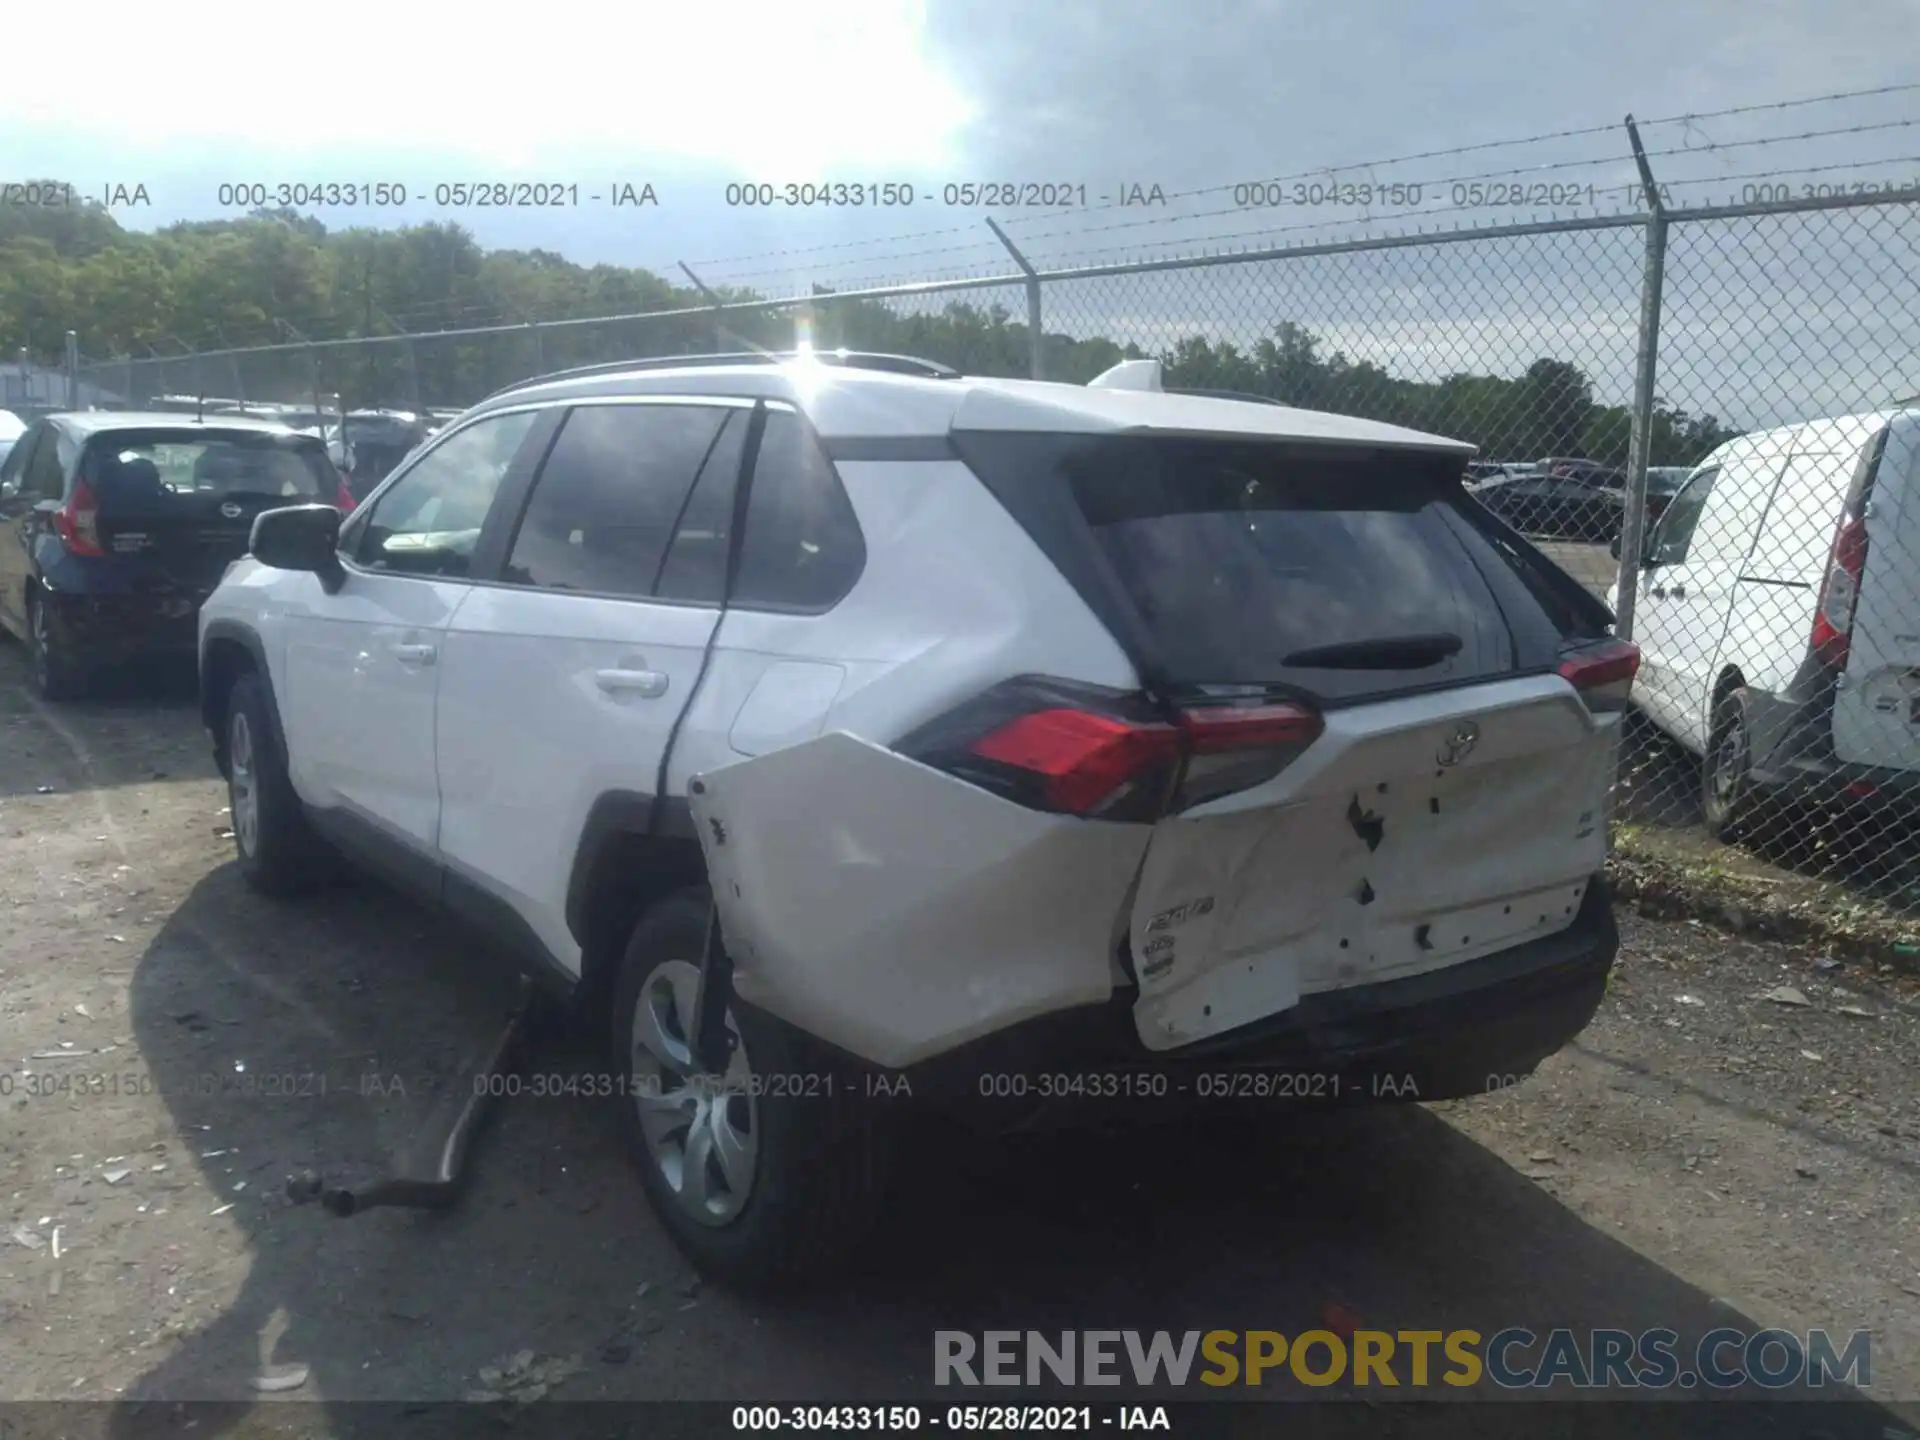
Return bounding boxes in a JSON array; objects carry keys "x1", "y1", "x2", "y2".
[{"x1": 0, "y1": 412, "x2": 353, "y2": 699}]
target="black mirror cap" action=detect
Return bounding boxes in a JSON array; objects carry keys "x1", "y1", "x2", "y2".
[
  {"x1": 251, "y1": 504, "x2": 345, "y2": 587},
  {"x1": 1608, "y1": 533, "x2": 1623, "y2": 561}
]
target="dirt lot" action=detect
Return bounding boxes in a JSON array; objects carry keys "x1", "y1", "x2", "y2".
[{"x1": 3, "y1": 639, "x2": 1920, "y2": 1433}]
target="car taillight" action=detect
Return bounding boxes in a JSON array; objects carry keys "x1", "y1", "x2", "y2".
[
  {"x1": 335, "y1": 480, "x2": 357, "y2": 513},
  {"x1": 1810, "y1": 513, "x2": 1867, "y2": 669},
  {"x1": 1557, "y1": 638, "x2": 1640, "y2": 714},
  {"x1": 54, "y1": 481, "x2": 106, "y2": 557},
  {"x1": 897, "y1": 678, "x2": 1324, "y2": 819}
]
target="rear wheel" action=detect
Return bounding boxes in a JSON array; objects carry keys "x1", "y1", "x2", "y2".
[
  {"x1": 26, "y1": 592, "x2": 88, "y2": 701},
  {"x1": 227, "y1": 673, "x2": 327, "y2": 896},
  {"x1": 1703, "y1": 686, "x2": 1764, "y2": 842},
  {"x1": 612, "y1": 889, "x2": 889, "y2": 1291}
]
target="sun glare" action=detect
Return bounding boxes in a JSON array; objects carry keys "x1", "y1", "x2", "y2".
[{"x1": 0, "y1": 0, "x2": 973, "y2": 175}]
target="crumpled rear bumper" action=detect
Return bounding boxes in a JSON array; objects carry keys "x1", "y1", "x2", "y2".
[{"x1": 881, "y1": 875, "x2": 1618, "y2": 1110}]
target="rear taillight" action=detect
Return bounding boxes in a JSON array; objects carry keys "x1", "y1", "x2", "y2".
[
  {"x1": 1176, "y1": 701, "x2": 1324, "y2": 809},
  {"x1": 898, "y1": 678, "x2": 1324, "y2": 819},
  {"x1": 54, "y1": 481, "x2": 106, "y2": 557},
  {"x1": 1810, "y1": 513, "x2": 1867, "y2": 669},
  {"x1": 1557, "y1": 638, "x2": 1640, "y2": 714},
  {"x1": 335, "y1": 480, "x2": 357, "y2": 513},
  {"x1": 969, "y1": 707, "x2": 1180, "y2": 815}
]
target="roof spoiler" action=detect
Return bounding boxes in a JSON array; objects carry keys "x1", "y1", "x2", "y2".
[{"x1": 1087, "y1": 359, "x2": 1163, "y2": 392}]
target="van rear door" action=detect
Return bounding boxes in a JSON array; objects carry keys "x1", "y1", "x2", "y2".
[{"x1": 1833, "y1": 415, "x2": 1920, "y2": 773}]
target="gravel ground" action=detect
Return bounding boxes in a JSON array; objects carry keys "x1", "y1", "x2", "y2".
[{"x1": 2, "y1": 640, "x2": 1918, "y2": 1436}]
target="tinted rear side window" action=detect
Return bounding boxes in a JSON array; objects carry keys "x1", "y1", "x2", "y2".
[
  {"x1": 731, "y1": 407, "x2": 865, "y2": 611},
  {"x1": 957, "y1": 432, "x2": 1551, "y2": 705}
]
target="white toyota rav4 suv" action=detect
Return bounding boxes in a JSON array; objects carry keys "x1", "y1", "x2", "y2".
[{"x1": 198, "y1": 350, "x2": 1634, "y2": 1287}]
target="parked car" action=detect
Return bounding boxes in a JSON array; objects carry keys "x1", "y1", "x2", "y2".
[
  {"x1": 335, "y1": 409, "x2": 435, "y2": 499},
  {"x1": 0, "y1": 411, "x2": 354, "y2": 699},
  {"x1": 198, "y1": 351, "x2": 1632, "y2": 1288},
  {"x1": 0, "y1": 408, "x2": 24, "y2": 471},
  {"x1": 1614, "y1": 406, "x2": 1918, "y2": 836},
  {"x1": 1474, "y1": 467, "x2": 1628, "y2": 541}
]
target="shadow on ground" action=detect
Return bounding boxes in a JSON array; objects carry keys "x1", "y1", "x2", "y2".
[{"x1": 95, "y1": 862, "x2": 1908, "y2": 1438}]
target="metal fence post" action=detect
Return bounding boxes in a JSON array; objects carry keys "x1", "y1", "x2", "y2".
[
  {"x1": 679, "y1": 263, "x2": 730, "y2": 352},
  {"x1": 64, "y1": 331, "x2": 79, "y2": 409},
  {"x1": 308, "y1": 347, "x2": 324, "y2": 429},
  {"x1": 1614, "y1": 116, "x2": 1667, "y2": 643},
  {"x1": 985, "y1": 218, "x2": 1044, "y2": 379}
]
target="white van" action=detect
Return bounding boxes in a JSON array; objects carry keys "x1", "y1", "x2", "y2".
[{"x1": 1619, "y1": 406, "x2": 1920, "y2": 837}]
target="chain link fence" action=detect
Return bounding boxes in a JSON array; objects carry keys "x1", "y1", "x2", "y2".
[{"x1": 65, "y1": 188, "x2": 1920, "y2": 919}]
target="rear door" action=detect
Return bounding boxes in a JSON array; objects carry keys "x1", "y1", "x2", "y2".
[
  {"x1": 433, "y1": 398, "x2": 747, "y2": 974},
  {"x1": 1833, "y1": 417, "x2": 1920, "y2": 771}
]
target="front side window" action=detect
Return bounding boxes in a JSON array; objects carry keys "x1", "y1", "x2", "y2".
[
  {"x1": 1649, "y1": 466, "x2": 1718, "y2": 565},
  {"x1": 24, "y1": 429, "x2": 66, "y2": 499},
  {"x1": 354, "y1": 410, "x2": 539, "y2": 577},
  {"x1": 503, "y1": 403, "x2": 737, "y2": 597}
]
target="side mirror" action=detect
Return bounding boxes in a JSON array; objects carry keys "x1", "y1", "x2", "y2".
[
  {"x1": 251, "y1": 504, "x2": 346, "y2": 593},
  {"x1": 1608, "y1": 534, "x2": 1623, "y2": 561}
]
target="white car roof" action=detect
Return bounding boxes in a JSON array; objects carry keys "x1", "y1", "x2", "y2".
[
  {"x1": 479, "y1": 359, "x2": 1474, "y2": 455},
  {"x1": 1721, "y1": 407, "x2": 1909, "y2": 458}
]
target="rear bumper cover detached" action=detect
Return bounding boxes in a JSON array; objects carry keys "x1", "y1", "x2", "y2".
[{"x1": 881, "y1": 875, "x2": 1619, "y2": 1110}]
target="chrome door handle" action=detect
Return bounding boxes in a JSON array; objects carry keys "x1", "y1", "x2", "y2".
[
  {"x1": 392, "y1": 643, "x2": 437, "y2": 666},
  {"x1": 595, "y1": 668, "x2": 668, "y2": 698}
]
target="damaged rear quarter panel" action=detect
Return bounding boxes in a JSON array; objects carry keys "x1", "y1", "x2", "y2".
[{"x1": 688, "y1": 731, "x2": 1150, "y2": 1069}]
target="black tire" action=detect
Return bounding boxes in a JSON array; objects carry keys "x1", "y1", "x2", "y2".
[
  {"x1": 611, "y1": 889, "x2": 889, "y2": 1291},
  {"x1": 1703, "y1": 686, "x2": 1765, "y2": 842},
  {"x1": 225, "y1": 672, "x2": 327, "y2": 896},
  {"x1": 25, "y1": 591, "x2": 88, "y2": 701}
]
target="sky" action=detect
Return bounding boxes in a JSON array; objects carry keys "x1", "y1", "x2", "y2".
[{"x1": 4, "y1": 0, "x2": 1919, "y2": 422}]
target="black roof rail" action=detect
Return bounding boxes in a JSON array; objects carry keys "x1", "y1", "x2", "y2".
[{"x1": 482, "y1": 350, "x2": 960, "y2": 402}]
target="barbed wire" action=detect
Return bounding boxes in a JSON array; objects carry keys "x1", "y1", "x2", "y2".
[{"x1": 675, "y1": 80, "x2": 1920, "y2": 276}]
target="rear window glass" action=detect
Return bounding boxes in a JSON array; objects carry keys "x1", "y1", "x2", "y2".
[
  {"x1": 1060, "y1": 438, "x2": 1514, "y2": 699},
  {"x1": 83, "y1": 431, "x2": 335, "y2": 508}
]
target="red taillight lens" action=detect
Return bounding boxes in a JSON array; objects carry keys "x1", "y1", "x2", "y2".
[
  {"x1": 1557, "y1": 638, "x2": 1640, "y2": 714},
  {"x1": 54, "y1": 481, "x2": 106, "y2": 557},
  {"x1": 970, "y1": 708, "x2": 1180, "y2": 814},
  {"x1": 335, "y1": 480, "x2": 357, "y2": 514},
  {"x1": 900, "y1": 679, "x2": 1324, "y2": 818},
  {"x1": 1810, "y1": 514, "x2": 1867, "y2": 669}
]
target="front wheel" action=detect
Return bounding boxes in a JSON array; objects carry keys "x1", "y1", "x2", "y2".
[
  {"x1": 612, "y1": 889, "x2": 890, "y2": 1291},
  {"x1": 226, "y1": 673, "x2": 329, "y2": 896}
]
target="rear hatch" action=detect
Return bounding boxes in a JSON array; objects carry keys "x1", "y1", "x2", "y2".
[
  {"x1": 1832, "y1": 416, "x2": 1920, "y2": 773},
  {"x1": 84, "y1": 429, "x2": 340, "y2": 591},
  {"x1": 953, "y1": 428, "x2": 1626, "y2": 1051}
]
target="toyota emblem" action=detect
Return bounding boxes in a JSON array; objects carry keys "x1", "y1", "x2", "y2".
[
  {"x1": 1437, "y1": 720, "x2": 1480, "y2": 767},
  {"x1": 220, "y1": 501, "x2": 244, "y2": 520}
]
